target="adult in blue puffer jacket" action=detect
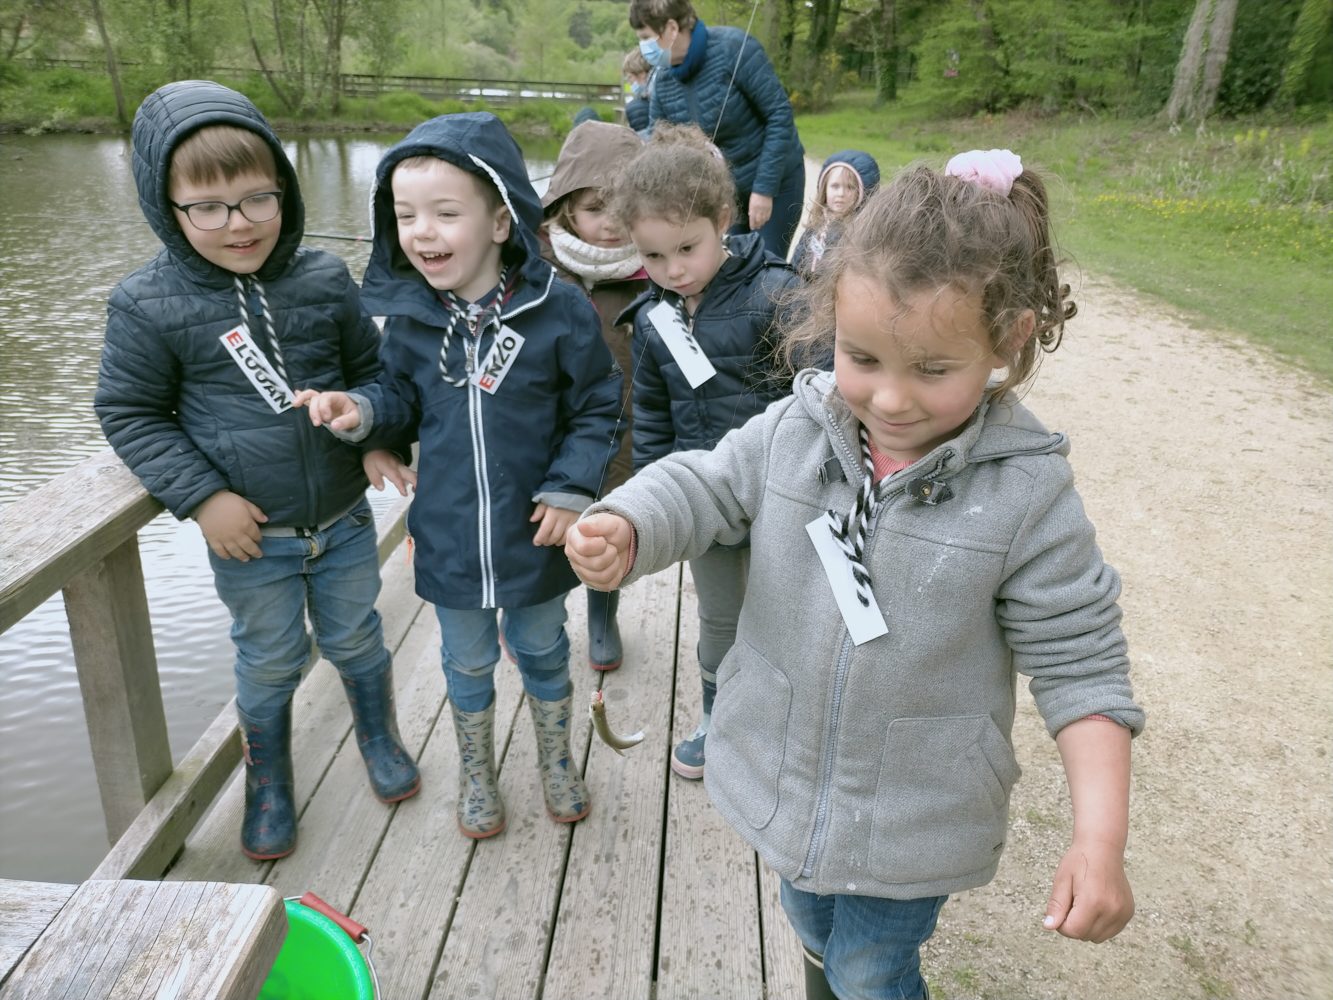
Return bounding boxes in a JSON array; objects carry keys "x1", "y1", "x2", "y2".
[
  {"x1": 95, "y1": 80, "x2": 419, "y2": 863},
  {"x1": 630, "y1": 0, "x2": 806, "y2": 258}
]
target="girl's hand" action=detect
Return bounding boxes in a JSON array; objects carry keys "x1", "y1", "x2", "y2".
[
  {"x1": 748, "y1": 192, "x2": 773, "y2": 231},
  {"x1": 364, "y1": 449, "x2": 416, "y2": 496},
  {"x1": 1043, "y1": 840, "x2": 1135, "y2": 943},
  {"x1": 565, "y1": 513, "x2": 633, "y2": 590},
  {"x1": 293, "y1": 388, "x2": 361, "y2": 431},
  {"x1": 194, "y1": 490, "x2": 268, "y2": 561},
  {"x1": 530, "y1": 503, "x2": 579, "y2": 547}
]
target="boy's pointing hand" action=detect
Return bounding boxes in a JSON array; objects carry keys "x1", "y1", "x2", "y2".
[
  {"x1": 292, "y1": 388, "x2": 362, "y2": 431},
  {"x1": 565, "y1": 513, "x2": 633, "y2": 590}
]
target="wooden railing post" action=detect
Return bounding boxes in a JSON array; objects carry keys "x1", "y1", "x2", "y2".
[{"x1": 61, "y1": 536, "x2": 173, "y2": 845}]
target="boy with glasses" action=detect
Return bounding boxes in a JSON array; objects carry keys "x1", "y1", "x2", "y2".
[{"x1": 94, "y1": 80, "x2": 419, "y2": 861}]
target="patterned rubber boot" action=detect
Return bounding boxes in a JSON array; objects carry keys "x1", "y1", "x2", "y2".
[
  {"x1": 449, "y1": 703, "x2": 506, "y2": 839},
  {"x1": 670, "y1": 674, "x2": 717, "y2": 780},
  {"x1": 527, "y1": 693, "x2": 591, "y2": 823},
  {"x1": 340, "y1": 664, "x2": 421, "y2": 803},
  {"x1": 802, "y1": 946, "x2": 838, "y2": 1000},
  {"x1": 586, "y1": 587, "x2": 623, "y2": 671},
  {"x1": 239, "y1": 704, "x2": 297, "y2": 860}
]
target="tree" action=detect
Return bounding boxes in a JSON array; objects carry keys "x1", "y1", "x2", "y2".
[
  {"x1": 88, "y1": 0, "x2": 126, "y2": 124},
  {"x1": 1163, "y1": 0, "x2": 1238, "y2": 123},
  {"x1": 1276, "y1": 0, "x2": 1333, "y2": 106}
]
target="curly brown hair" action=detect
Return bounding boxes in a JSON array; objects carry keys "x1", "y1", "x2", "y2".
[
  {"x1": 784, "y1": 162, "x2": 1075, "y2": 400},
  {"x1": 607, "y1": 123, "x2": 735, "y2": 232}
]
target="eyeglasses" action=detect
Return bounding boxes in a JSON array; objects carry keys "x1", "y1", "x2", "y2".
[{"x1": 170, "y1": 191, "x2": 283, "y2": 231}]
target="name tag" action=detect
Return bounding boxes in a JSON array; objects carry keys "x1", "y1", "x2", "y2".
[
  {"x1": 647, "y1": 299, "x2": 716, "y2": 389},
  {"x1": 219, "y1": 326, "x2": 294, "y2": 413},
  {"x1": 470, "y1": 325, "x2": 525, "y2": 395},
  {"x1": 805, "y1": 513, "x2": 888, "y2": 645}
]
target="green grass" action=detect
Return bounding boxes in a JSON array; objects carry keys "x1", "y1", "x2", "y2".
[{"x1": 796, "y1": 92, "x2": 1333, "y2": 384}]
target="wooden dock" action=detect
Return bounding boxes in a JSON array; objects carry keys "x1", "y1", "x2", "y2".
[{"x1": 156, "y1": 549, "x2": 805, "y2": 1000}]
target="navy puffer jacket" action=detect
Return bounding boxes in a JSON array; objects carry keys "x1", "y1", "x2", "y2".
[
  {"x1": 356, "y1": 113, "x2": 623, "y2": 611},
  {"x1": 617, "y1": 232, "x2": 800, "y2": 468},
  {"x1": 650, "y1": 23, "x2": 804, "y2": 200},
  {"x1": 95, "y1": 79, "x2": 381, "y2": 525}
]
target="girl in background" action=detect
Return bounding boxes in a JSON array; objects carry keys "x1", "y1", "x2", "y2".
[{"x1": 790, "y1": 150, "x2": 880, "y2": 279}]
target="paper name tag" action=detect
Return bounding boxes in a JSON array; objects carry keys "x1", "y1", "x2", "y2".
[
  {"x1": 647, "y1": 299, "x2": 716, "y2": 389},
  {"x1": 219, "y1": 326, "x2": 294, "y2": 413},
  {"x1": 470, "y1": 325, "x2": 525, "y2": 395},
  {"x1": 806, "y1": 513, "x2": 888, "y2": 645}
]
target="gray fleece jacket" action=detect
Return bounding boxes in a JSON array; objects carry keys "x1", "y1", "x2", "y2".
[{"x1": 591, "y1": 370, "x2": 1143, "y2": 900}]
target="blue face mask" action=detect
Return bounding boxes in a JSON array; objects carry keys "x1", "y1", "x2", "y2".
[
  {"x1": 630, "y1": 80, "x2": 647, "y2": 98},
  {"x1": 638, "y1": 35, "x2": 673, "y2": 70}
]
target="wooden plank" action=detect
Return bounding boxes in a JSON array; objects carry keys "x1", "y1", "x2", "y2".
[
  {"x1": 264, "y1": 597, "x2": 444, "y2": 901},
  {"x1": 167, "y1": 541, "x2": 425, "y2": 884},
  {"x1": 0, "y1": 881, "x2": 77, "y2": 986},
  {"x1": 759, "y1": 862, "x2": 804, "y2": 1000},
  {"x1": 351, "y1": 621, "x2": 528, "y2": 1000},
  {"x1": 543, "y1": 568, "x2": 682, "y2": 1000},
  {"x1": 425, "y1": 594, "x2": 598, "y2": 1000},
  {"x1": 63, "y1": 538, "x2": 173, "y2": 844},
  {"x1": 0, "y1": 880, "x2": 285, "y2": 1000},
  {"x1": 91, "y1": 704, "x2": 243, "y2": 881},
  {"x1": 657, "y1": 571, "x2": 765, "y2": 1000},
  {"x1": 0, "y1": 450, "x2": 160, "y2": 633}
]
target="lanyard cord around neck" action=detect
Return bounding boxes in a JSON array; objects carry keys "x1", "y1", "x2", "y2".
[
  {"x1": 435, "y1": 266, "x2": 512, "y2": 387},
  {"x1": 233, "y1": 275, "x2": 289, "y2": 386},
  {"x1": 827, "y1": 424, "x2": 877, "y2": 608}
]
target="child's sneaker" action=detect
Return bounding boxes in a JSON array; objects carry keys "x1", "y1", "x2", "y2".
[{"x1": 671, "y1": 726, "x2": 707, "y2": 780}]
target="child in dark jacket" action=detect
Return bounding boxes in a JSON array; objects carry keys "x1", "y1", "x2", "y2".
[
  {"x1": 540, "y1": 119, "x2": 649, "y2": 671},
  {"x1": 790, "y1": 149, "x2": 881, "y2": 279},
  {"x1": 297, "y1": 113, "x2": 623, "y2": 840},
  {"x1": 608, "y1": 123, "x2": 800, "y2": 780},
  {"x1": 95, "y1": 80, "x2": 419, "y2": 863}
]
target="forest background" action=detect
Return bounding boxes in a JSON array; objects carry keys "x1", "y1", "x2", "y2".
[{"x1": 2, "y1": 0, "x2": 1330, "y2": 380}]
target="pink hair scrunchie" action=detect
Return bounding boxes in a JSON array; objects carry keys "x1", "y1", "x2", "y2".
[{"x1": 945, "y1": 148, "x2": 1023, "y2": 196}]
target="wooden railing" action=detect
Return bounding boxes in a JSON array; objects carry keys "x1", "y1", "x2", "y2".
[
  {"x1": 0, "y1": 451, "x2": 409, "y2": 879},
  {"x1": 19, "y1": 57, "x2": 621, "y2": 106}
]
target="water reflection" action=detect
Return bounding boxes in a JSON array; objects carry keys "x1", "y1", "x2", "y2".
[{"x1": 0, "y1": 131, "x2": 559, "y2": 880}]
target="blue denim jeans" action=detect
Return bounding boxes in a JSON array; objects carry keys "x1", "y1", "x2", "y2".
[
  {"x1": 435, "y1": 593, "x2": 571, "y2": 712},
  {"x1": 209, "y1": 498, "x2": 389, "y2": 720},
  {"x1": 780, "y1": 880, "x2": 947, "y2": 1000}
]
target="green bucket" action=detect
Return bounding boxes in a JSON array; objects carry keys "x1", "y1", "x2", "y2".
[{"x1": 257, "y1": 896, "x2": 378, "y2": 1000}]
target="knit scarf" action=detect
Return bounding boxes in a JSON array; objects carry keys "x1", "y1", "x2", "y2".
[{"x1": 547, "y1": 224, "x2": 643, "y2": 290}]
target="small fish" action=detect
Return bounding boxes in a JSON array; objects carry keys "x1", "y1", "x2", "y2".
[{"x1": 589, "y1": 690, "x2": 645, "y2": 755}]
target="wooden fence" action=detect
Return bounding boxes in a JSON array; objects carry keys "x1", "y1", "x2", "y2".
[
  {"x1": 20, "y1": 57, "x2": 621, "y2": 107},
  {"x1": 0, "y1": 451, "x2": 409, "y2": 874}
]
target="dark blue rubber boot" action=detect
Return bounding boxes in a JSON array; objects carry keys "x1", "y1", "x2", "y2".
[
  {"x1": 586, "y1": 587, "x2": 623, "y2": 670},
  {"x1": 340, "y1": 665, "x2": 421, "y2": 803},
  {"x1": 239, "y1": 705, "x2": 297, "y2": 860}
]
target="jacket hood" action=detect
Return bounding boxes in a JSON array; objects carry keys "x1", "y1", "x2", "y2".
[
  {"x1": 362, "y1": 113, "x2": 548, "y2": 315},
  {"x1": 817, "y1": 149, "x2": 881, "y2": 206},
  {"x1": 130, "y1": 80, "x2": 304, "y2": 284},
  {"x1": 792, "y1": 368, "x2": 1067, "y2": 483},
  {"x1": 541, "y1": 121, "x2": 644, "y2": 211}
]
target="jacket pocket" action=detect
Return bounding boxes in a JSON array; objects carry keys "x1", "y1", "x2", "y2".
[
  {"x1": 868, "y1": 716, "x2": 1021, "y2": 884},
  {"x1": 710, "y1": 641, "x2": 791, "y2": 830}
]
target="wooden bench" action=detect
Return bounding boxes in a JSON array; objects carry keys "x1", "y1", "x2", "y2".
[{"x1": 0, "y1": 878, "x2": 285, "y2": 999}]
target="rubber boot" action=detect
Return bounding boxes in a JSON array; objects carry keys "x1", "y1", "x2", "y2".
[
  {"x1": 670, "y1": 673, "x2": 716, "y2": 780},
  {"x1": 340, "y1": 664, "x2": 421, "y2": 803},
  {"x1": 527, "y1": 693, "x2": 591, "y2": 822},
  {"x1": 450, "y1": 702, "x2": 506, "y2": 839},
  {"x1": 586, "y1": 587, "x2": 623, "y2": 670},
  {"x1": 239, "y1": 704, "x2": 297, "y2": 860},
  {"x1": 802, "y1": 946, "x2": 838, "y2": 1000}
]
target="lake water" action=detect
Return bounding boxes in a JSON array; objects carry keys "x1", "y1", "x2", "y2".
[{"x1": 0, "y1": 131, "x2": 559, "y2": 881}]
